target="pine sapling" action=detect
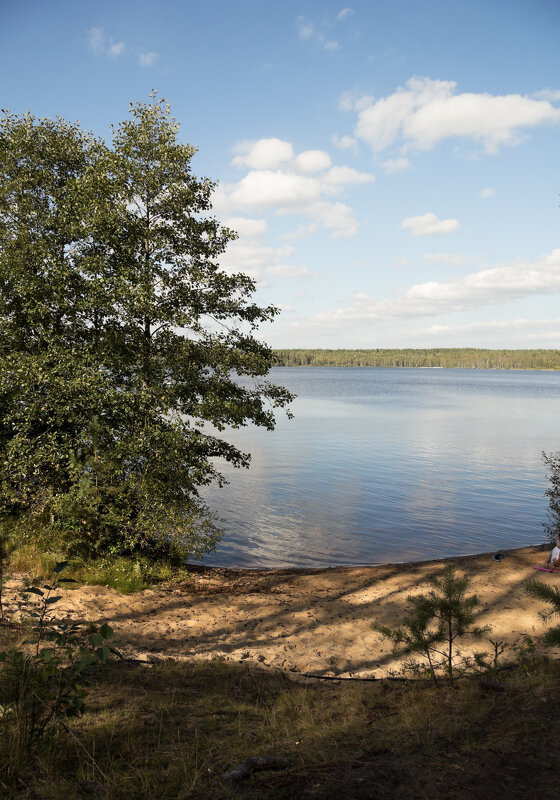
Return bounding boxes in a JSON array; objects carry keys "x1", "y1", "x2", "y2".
[{"x1": 524, "y1": 579, "x2": 560, "y2": 647}]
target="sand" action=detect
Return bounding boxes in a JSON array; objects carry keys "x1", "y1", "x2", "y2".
[{"x1": 3, "y1": 545, "x2": 560, "y2": 678}]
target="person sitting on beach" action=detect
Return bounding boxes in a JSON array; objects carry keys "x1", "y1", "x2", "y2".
[{"x1": 544, "y1": 534, "x2": 560, "y2": 568}]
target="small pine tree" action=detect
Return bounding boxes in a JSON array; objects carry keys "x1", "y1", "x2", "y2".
[
  {"x1": 427, "y1": 564, "x2": 490, "y2": 679},
  {"x1": 524, "y1": 579, "x2": 560, "y2": 647},
  {"x1": 373, "y1": 563, "x2": 490, "y2": 683}
]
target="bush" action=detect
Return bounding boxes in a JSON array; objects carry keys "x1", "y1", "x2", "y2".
[{"x1": 0, "y1": 562, "x2": 119, "y2": 776}]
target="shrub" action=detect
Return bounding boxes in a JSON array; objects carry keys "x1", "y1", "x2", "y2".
[{"x1": 0, "y1": 562, "x2": 119, "y2": 776}]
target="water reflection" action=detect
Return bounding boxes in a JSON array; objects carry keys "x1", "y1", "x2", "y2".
[{"x1": 200, "y1": 368, "x2": 560, "y2": 568}]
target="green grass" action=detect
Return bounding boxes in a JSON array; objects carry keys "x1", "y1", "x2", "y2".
[
  {"x1": 3, "y1": 528, "x2": 193, "y2": 593},
  {"x1": 64, "y1": 556, "x2": 185, "y2": 593}
]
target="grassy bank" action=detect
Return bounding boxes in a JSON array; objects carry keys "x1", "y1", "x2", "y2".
[{"x1": 1, "y1": 612, "x2": 559, "y2": 800}]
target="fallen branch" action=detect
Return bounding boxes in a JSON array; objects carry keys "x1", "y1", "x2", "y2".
[{"x1": 221, "y1": 756, "x2": 294, "y2": 782}]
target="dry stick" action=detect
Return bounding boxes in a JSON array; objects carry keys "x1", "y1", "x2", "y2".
[
  {"x1": 120, "y1": 656, "x2": 528, "y2": 682},
  {"x1": 221, "y1": 756, "x2": 294, "y2": 782}
]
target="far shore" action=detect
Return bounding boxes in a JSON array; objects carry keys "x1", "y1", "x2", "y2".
[{"x1": 4, "y1": 543, "x2": 559, "y2": 678}]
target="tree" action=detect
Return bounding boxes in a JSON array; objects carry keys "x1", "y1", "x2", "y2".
[
  {"x1": 542, "y1": 451, "x2": 560, "y2": 542},
  {"x1": 0, "y1": 97, "x2": 293, "y2": 559}
]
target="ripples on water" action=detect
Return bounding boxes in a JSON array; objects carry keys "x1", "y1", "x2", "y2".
[{"x1": 200, "y1": 368, "x2": 560, "y2": 568}]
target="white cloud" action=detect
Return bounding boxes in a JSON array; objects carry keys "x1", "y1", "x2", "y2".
[
  {"x1": 331, "y1": 133, "x2": 358, "y2": 151},
  {"x1": 220, "y1": 218, "x2": 295, "y2": 280},
  {"x1": 88, "y1": 27, "x2": 125, "y2": 59},
  {"x1": 354, "y1": 77, "x2": 560, "y2": 154},
  {"x1": 225, "y1": 170, "x2": 321, "y2": 210},
  {"x1": 296, "y1": 15, "x2": 340, "y2": 52},
  {"x1": 421, "y1": 318, "x2": 560, "y2": 338},
  {"x1": 232, "y1": 138, "x2": 294, "y2": 170},
  {"x1": 417, "y1": 317, "x2": 560, "y2": 346},
  {"x1": 337, "y1": 90, "x2": 375, "y2": 113},
  {"x1": 322, "y1": 165, "x2": 375, "y2": 187},
  {"x1": 291, "y1": 150, "x2": 332, "y2": 173},
  {"x1": 296, "y1": 16, "x2": 315, "y2": 40},
  {"x1": 225, "y1": 216, "x2": 268, "y2": 239},
  {"x1": 401, "y1": 212, "x2": 460, "y2": 237},
  {"x1": 138, "y1": 51, "x2": 158, "y2": 67},
  {"x1": 382, "y1": 157, "x2": 411, "y2": 174},
  {"x1": 311, "y1": 249, "x2": 560, "y2": 324},
  {"x1": 355, "y1": 95, "x2": 375, "y2": 112},
  {"x1": 309, "y1": 200, "x2": 359, "y2": 237},
  {"x1": 107, "y1": 41, "x2": 125, "y2": 58},
  {"x1": 338, "y1": 91, "x2": 355, "y2": 112},
  {"x1": 219, "y1": 139, "x2": 374, "y2": 238},
  {"x1": 88, "y1": 27, "x2": 105, "y2": 55},
  {"x1": 423, "y1": 252, "x2": 465, "y2": 267},
  {"x1": 337, "y1": 7, "x2": 354, "y2": 20},
  {"x1": 480, "y1": 187, "x2": 496, "y2": 198},
  {"x1": 267, "y1": 265, "x2": 314, "y2": 278},
  {"x1": 533, "y1": 89, "x2": 560, "y2": 102},
  {"x1": 279, "y1": 223, "x2": 318, "y2": 241},
  {"x1": 221, "y1": 216, "x2": 317, "y2": 281}
]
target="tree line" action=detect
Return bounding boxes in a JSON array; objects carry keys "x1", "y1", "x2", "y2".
[{"x1": 273, "y1": 349, "x2": 560, "y2": 370}]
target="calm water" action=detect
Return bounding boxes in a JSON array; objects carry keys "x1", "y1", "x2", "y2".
[{"x1": 200, "y1": 368, "x2": 560, "y2": 568}]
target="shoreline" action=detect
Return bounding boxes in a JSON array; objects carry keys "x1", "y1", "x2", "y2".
[
  {"x1": 186, "y1": 541, "x2": 550, "y2": 575},
  {"x1": 4, "y1": 543, "x2": 559, "y2": 679}
]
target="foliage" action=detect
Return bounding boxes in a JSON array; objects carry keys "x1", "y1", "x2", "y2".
[
  {"x1": 0, "y1": 562, "x2": 119, "y2": 775},
  {"x1": 274, "y1": 347, "x2": 560, "y2": 370},
  {"x1": 542, "y1": 451, "x2": 560, "y2": 542},
  {"x1": 0, "y1": 525, "x2": 7, "y2": 620},
  {"x1": 373, "y1": 563, "x2": 490, "y2": 683},
  {"x1": 0, "y1": 98, "x2": 293, "y2": 559},
  {"x1": 524, "y1": 579, "x2": 560, "y2": 647}
]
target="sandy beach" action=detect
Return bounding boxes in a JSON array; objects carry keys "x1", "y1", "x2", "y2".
[{"x1": 4, "y1": 544, "x2": 560, "y2": 678}]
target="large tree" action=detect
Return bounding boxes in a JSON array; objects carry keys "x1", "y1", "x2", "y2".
[{"x1": 0, "y1": 98, "x2": 292, "y2": 559}]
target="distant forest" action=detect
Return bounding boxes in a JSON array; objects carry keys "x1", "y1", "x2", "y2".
[{"x1": 273, "y1": 349, "x2": 560, "y2": 370}]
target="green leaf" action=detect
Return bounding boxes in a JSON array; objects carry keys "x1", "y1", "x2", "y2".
[
  {"x1": 99, "y1": 622, "x2": 113, "y2": 640},
  {"x1": 95, "y1": 645, "x2": 111, "y2": 663}
]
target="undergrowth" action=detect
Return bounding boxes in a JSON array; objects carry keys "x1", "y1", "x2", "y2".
[{"x1": 1, "y1": 654, "x2": 559, "y2": 799}]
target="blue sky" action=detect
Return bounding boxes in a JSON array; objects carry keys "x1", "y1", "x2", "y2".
[{"x1": 2, "y1": 0, "x2": 559, "y2": 348}]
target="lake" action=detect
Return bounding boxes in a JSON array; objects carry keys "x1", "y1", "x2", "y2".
[{"x1": 201, "y1": 368, "x2": 560, "y2": 568}]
